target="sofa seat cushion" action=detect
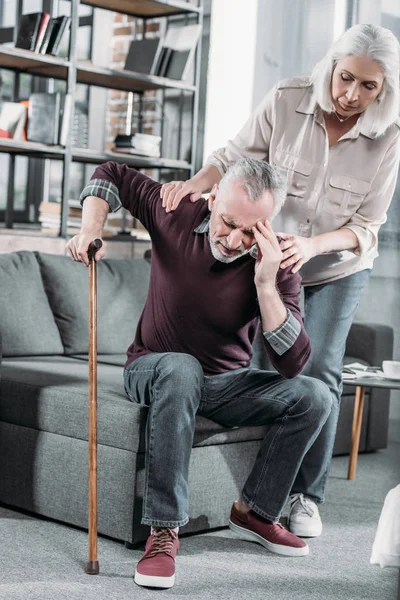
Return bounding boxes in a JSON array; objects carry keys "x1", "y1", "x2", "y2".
[
  {"x1": 0, "y1": 357, "x2": 268, "y2": 452},
  {"x1": 70, "y1": 354, "x2": 127, "y2": 367},
  {"x1": 0, "y1": 252, "x2": 64, "y2": 357},
  {"x1": 0, "y1": 356, "x2": 144, "y2": 452},
  {"x1": 35, "y1": 253, "x2": 150, "y2": 355}
]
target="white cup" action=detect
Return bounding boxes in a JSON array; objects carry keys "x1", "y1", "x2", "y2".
[{"x1": 382, "y1": 360, "x2": 400, "y2": 379}]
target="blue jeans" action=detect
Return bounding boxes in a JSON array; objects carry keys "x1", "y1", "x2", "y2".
[
  {"x1": 291, "y1": 269, "x2": 371, "y2": 502},
  {"x1": 124, "y1": 353, "x2": 332, "y2": 527}
]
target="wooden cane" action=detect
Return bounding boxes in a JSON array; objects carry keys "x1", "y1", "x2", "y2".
[{"x1": 85, "y1": 238, "x2": 102, "y2": 575}]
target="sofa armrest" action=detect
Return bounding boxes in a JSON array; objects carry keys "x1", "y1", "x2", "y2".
[
  {"x1": 345, "y1": 322, "x2": 394, "y2": 367},
  {"x1": 344, "y1": 321, "x2": 394, "y2": 453}
]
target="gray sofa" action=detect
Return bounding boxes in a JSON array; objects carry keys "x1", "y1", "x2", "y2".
[{"x1": 0, "y1": 250, "x2": 393, "y2": 545}]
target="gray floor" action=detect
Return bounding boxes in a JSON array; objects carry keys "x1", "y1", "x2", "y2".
[{"x1": 1, "y1": 423, "x2": 399, "y2": 600}]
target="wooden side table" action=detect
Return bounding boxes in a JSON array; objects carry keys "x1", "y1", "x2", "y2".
[{"x1": 344, "y1": 374, "x2": 400, "y2": 480}]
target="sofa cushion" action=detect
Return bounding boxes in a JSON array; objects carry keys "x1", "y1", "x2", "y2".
[
  {"x1": 35, "y1": 253, "x2": 150, "y2": 355},
  {"x1": 0, "y1": 252, "x2": 64, "y2": 357},
  {"x1": 70, "y1": 354, "x2": 127, "y2": 367},
  {"x1": 0, "y1": 356, "x2": 268, "y2": 452},
  {"x1": 0, "y1": 356, "x2": 144, "y2": 452}
]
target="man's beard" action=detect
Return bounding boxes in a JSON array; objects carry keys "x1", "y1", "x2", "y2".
[{"x1": 209, "y1": 237, "x2": 251, "y2": 264}]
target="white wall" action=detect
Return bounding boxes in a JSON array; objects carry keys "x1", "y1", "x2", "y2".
[
  {"x1": 204, "y1": 0, "x2": 336, "y2": 161},
  {"x1": 202, "y1": 0, "x2": 258, "y2": 161}
]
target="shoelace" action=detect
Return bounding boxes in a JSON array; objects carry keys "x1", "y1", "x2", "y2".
[
  {"x1": 148, "y1": 528, "x2": 177, "y2": 557},
  {"x1": 290, "y1": 493, "x2": 315, "y2": 517}
]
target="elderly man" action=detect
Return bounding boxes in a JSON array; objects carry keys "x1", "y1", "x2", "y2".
[{"x1": 66, "y1": 157, "x2": 331, "y2": 589}]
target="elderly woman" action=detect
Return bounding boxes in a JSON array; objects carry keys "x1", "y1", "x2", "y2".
[{"x1": 160, "y1": 24, "x2": 400, "y2": 538}]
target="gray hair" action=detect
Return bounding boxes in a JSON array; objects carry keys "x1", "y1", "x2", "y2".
[
  {"x1": 219, "y1": 157, "x2": 286, "y2": 218},
  {"x1": 311, "y1": 24, "x2": 400, "y2": 137}
]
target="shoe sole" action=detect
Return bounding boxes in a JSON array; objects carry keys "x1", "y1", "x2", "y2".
[
  {"x1": 229, "y1": 521, "x2": 309, "y2": 557},
  {"x1": 134, "y1": 569, "x2": 175, "y2": 588},
  {"x1": 288, "y1": 524, "x2": 322, "y2": 538}
]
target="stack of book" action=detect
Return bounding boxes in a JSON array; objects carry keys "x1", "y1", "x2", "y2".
[
  {"x1": 39, "y1": 202, "x2": 140, "y2": 238},
  {"x1": 15, "y1": 12, "x2": 70, "y2": 56},
  {"x1": 124, "y1": 23, "x2": 202, "y2": 82},
  {"x1": 113, "y1": 132, "x2": 161, "y2": 158},
  {"x1": 38, "y1": 200, "x2": 83, "y2": 234}
]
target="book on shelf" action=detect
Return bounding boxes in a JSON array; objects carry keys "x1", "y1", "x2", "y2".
[
  {"x1": 58, "y1": 94, "x2": 72, "y2": 147},
  {"x1": 130, "y1": 227, "x2": 151, "y2": 241},
  {"x1": 45, "y1": 16, "x2": 71, "y2": 56},
  {"x1": 0, "y1": 102, "x2": 27, "y2": 140},
  {"x1": 14, "y1": 12, "x2": 70, "y2": 56},
  {"x1": 154, "y1": 24, "x2": 201, "y2": 81},
  {"x1": 154, "y1": 47, "x2": 173, "y2": 78},
  {"x1": 34, "y1": 13, "x2": 51, "y2": 52},
  {"x1": 15, "y1": 12, "x2": 49, "y2": 51},
  {"x1": 124, "y1": 37, "x2": 164, "y2": 76},
  {"x1": 112, "y1": 146, "x2": 161, "y2": 158},
  {"x1": 113, "y1": 132, "x2": 161, "y2": 158},
  {"x1": 39, "y1": 200, "x2": 82, "y2": 217},
  {"x1": 38, "y1": 18, "x2": 57, "y2": 54},
  {"x1": 27, "y1": 92, "x2": 61, "y2": 145}
]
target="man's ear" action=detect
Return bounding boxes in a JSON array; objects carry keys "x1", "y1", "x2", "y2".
[{"x1": 208, "y1": 184, "x2": 218, "y2": 211}]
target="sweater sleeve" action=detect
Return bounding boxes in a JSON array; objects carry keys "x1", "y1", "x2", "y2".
[
  {"x1": 262, "y1": 267, "x2": 310, "y2": 378},
  {"x1": 79, "y1": 161, "x2": 162, "y2": 235}
]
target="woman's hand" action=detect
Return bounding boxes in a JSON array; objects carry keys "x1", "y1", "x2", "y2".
[
  {"x1": 277, "y1": 233, "x2": 317, "y2": 273},
  {"x1": 160, "y1": 180, "x2": 204, "y2": 212}
]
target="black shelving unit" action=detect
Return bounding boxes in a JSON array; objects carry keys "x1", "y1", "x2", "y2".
[{"x1": 0, "y1": 0, "x2": 203, "y2": 236}]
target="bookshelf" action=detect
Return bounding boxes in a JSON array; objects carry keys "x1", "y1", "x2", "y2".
[
  {"x1": 81, "y1": 0, "x2": 201, "y2": 18},
  {"x1": 0, "y1": 0, "x2": 203, "y2": 237}
]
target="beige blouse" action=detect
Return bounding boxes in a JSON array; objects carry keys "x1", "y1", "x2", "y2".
[{"x1": 206, "y1": 76, "x2": 400, "y2": 286}]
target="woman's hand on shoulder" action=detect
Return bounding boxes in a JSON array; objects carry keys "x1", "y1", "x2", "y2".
[
  {"x1": 160, "y1": 179, "x2": 203, "y2": 212},
  {"x1": 277, "y1": 233, "x2": 317, "y2": 273}
]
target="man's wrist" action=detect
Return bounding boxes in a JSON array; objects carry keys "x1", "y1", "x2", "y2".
[{"x1": 256, "y1": 282, "x2": 279, "y2": 300}]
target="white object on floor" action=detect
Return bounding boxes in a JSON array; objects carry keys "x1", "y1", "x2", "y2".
[
  {"x1": 370, "y1": 484, "x2": 400, "y2": 568},
  {"x1": 288, "y1": 493, "x2": 323, "y2": 537}
]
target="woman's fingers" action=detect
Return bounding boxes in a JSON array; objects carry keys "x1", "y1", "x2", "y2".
[
  {"x1": 164, "y1": 182, "x2": 184, "y2": 211},
  {"x1": 160, "y1": 182, "x2": 179, "y2": 207},
  {"x1": 280, "y1": 254, "x2": 300, "y2": 269},
  {"x1": 291, "y1": 259, "x2": 304, "y2": 274},
  {"x1": 280, "y1": 246, "x2": 297, "y2": 260},
  {"x1": 169, "y1": 185, "x2": 191, "y2": 211}
]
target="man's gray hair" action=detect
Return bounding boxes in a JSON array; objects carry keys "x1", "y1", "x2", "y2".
[
  {"x1": 219, "y1": 157, "x2": 286, "y2": 219},
  {"x1": 311, "y1": 24, "x2": 400, "y2": 137}
]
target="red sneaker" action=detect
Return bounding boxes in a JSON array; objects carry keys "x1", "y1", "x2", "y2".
[
  {"x1": 229, "y1": 503, "x2": 309, "y2": 557},
  {"x1": 134, "y1": 528, "x2": 179, "y2": 588}
]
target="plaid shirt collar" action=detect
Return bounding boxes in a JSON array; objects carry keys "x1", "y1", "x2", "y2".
[{"x1": 194, "y1": 214, "x2": 258, "y2": 259}]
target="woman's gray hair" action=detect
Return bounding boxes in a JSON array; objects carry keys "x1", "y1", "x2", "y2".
[
  {"x1": 219, "y1": 157, "x2": 286, "y2": 219},
  {"x1": 311, "y1": 24, "x2": 400, "y2": 136}
]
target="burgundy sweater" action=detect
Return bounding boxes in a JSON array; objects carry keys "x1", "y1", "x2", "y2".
[{"x1": 88, "y1": 162, "x2": 311, "y2": 377}]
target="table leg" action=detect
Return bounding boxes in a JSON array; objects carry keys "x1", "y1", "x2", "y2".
[{"x1": 348, "y1": 385, "x2": 365, "y2": 480}]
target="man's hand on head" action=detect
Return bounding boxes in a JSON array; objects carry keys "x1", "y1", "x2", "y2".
[
  {"x1": 65, "y1": 233, "x2": 106, "y2": 267},
  {"x1": 252, "y1": 220, "x2": 283, "y2": 291}
]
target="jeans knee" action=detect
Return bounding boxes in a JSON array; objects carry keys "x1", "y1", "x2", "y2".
[
  {"x1": 307, "y1": 378, "x2": 333, "y2": 422},
  {"x1": 156, "y1": 353, "x2": 204, "y2": 391},
  {"x1": 294, "y1": 376, "x2": 332, "y2": 422}
]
